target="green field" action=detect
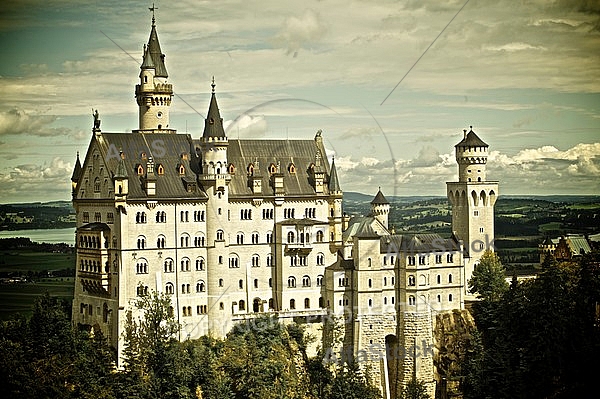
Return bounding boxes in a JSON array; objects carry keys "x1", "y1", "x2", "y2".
[
  {"x1": 0, "y1": 250, "x2": 75, "y2": 320},
  {"x1": 0, "y1": 279, "x2": 74, "y2": 320},
  {"x1": 0, "y1": 250, "x2": 75, "y2": 273}
]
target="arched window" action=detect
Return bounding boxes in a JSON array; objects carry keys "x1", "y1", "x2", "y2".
[
  {"x1": 165, "y1": 283, "x2": 174, "y2": 295},
  {"x1": 409, "y1": 296, "x2": 416, "y2": 306},
  {"x1": 180, "y1": 257, "x2": 190, "y2": 271},
  {"x1": 288, "y1": 276, "x2": 296, "y2": 288},
  {"x1": 290, "y1": 298, "x2": 296, "y2": 310},
  {"x1": 316, "y1": 275, "x2": 323, "y2": 287},
  {"x1": 196, "y1": 257, "x2": 205, "y2": 271},
  {"x1": 238, "y1": 279, "x2": 244, "y2": 289},
  {"x1": 408, "y1": 275, "x2": 415, "y2": 286},
  {"x1": 449, "y1": 294, "x2": 453, "y2": 302},
  {"x1": 368, "y1": 298, "x2": 373, "y2": 307},
  {"x1": 236, "y1": 233, "x2": 244, "y2": 245},
  {"x1": 178, "y1": 164, "x2": 185, "y2": 175},
  {"x1": 302, "y1": 275, "x2": 311, "y2": 287},
  {"x1": 368, "y1": 278, "x2": 372, "y2": 288},
  {"x1": 229, "y1": 254, "x2": 240, "y2": 268},
  {"x1": 164, "y1": 258, "x2": 174, "y2": 273},
  {"x1": 180, "y1": 233, "x2": 190, "y2": 247},
  {"x1": 266, "y1": 253, "x2": 273, "y2": 267},
  {"x1": 448, "y1": 274, "x2": 453, "y2": 283},
  {"x1": 228, "y1": 163, "x2": 235, "y2": 174},
  {"x1": 316, "y1": 253, "x2": 325, "y2": 266},
  {"x1": 287, "y1": 231, "x2": 295, "y2": 243},
  {"x1": 268, "y1": 163, "x2": 276, "y2": 174},
  {"x1": 247, "y1": 163, "x2": 254, "y2": 175},
  {"x1": 137, "y1": 236, "x2": 146, "y2": 249},
  {"x1": 196, "y1": 281, "x2": 206, "y2": 293},
  {"x1": 219, "y1": 278, "x2": 224, "y2": 287},
  {"x1": 251, "y1": 254, "x2": 260, "y2": 267},
  {"x1": 94, "y1": 178, "x2": 100, "y2": 192},
  {"x1": 239, "y1": 300, "x2": 245, "y2": 311},
  {"x1": 316, "y1": 230, "x2": 324, "y2": 242},
  {"x1": 216, "y1": 230, "x2": 224, "y2": 241},
  {"x1": 437, "y1": 274, "x2": 441, "y2": 284},
  {"x1": 137, "y1": 165, "x2": 144, "y2": 175},
  {"x1": 304, "y1": 298, "x2": 310, "y2": 309},
  {"x1": 157, "y1": 164, "x2": 164, "y2": 175},
  {"x1": 156, "y1": 235, "x2": 165, "y2": 249}
]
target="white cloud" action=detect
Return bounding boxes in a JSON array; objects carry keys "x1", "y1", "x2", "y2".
[{"x1": 274, "y1": 9, "x2": 328, "y2": 56}]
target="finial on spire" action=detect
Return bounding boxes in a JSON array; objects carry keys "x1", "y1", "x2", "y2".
[
  {"x1": 149, "y1": 3, "x2": 157, "y2": 26},
  {"x1": 211, "y1": 76, "x2": 216, "y2": 93}
]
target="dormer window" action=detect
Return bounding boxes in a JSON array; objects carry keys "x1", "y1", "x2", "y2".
[
  {"x1": 288, "y1": 163, "x2": 296, "y2": 174},
  {"x1": 268, "y1": 163, "x2": 277, "y2": 174},
  {"x1": 178, "y1": 164, "x2": 185, "y2": 175},
  {"x1": 141, "y1": 152, "x2": 147, "y2": 160},
  {"x1": 137, "y1": 165, "x2": 144, "y2": 175},
  {"x1": 157, "y1": 164, "x2": 164, "y2": 175},
  {"x1": 228, "y1": 163, "x2": 235, "y2": 174},
  {"x1": 247, "y1": 163, "x2": 254, "y2": 176},
  {"x1": 209, "y1": 118, "x2": 214, "y2": 125}
]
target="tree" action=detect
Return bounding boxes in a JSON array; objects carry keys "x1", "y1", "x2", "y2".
[
  {"x1": 325, "y1": 360, "x2": 381, "y2": 399},
  {"x1": 468, "y1": 250, "x2": 508, "y2": 302},
  {"x1": 401, "y1": 377, "x2": 430, "y2": 399},
  {"x1": 121, "y1": 288, "x2": 190, "y2": 398}
]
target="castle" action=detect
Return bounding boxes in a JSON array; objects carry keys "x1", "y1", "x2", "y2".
[{"x1": 71, "y1": 14, "x2": 497, "y2": 397}]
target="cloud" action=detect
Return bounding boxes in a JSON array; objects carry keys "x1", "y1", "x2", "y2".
[
  {"x1": 484, "y1": 42, "x2": 547, "y2": 52},
  {"x1": 0, "y1": 108, "x2": 85, "y2": 137},
  {"x1": 274, "y1": 9, "x2": 328, "y2": 56},
  {"x1": 224, "y1": 114, "x2": 268, "y2": 138},
  {"x1": 0, "y1": 156, "x2": 73, "y2": 202}
]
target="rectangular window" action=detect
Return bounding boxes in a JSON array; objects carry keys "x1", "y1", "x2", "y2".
[
  {"x1": 83, "y1": 212, "x2": 89, "y2": 223},
  {"x1": 435, "y1": 254, "x2": 442, "y2": 264},
  {"x1": 95, "y1": 212, "x2": 101, "y2": 222},
  {"x1": 107, "y1": 212, "x2": 114, "y2": 224}
]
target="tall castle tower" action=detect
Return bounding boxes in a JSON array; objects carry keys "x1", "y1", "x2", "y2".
[
  {"x1": 447, "y1": 127, "x2": 498, "y2": 294},
  {"x1": 135, "y1": 11, "x2": 174, "y2": 133},
  {"x1": 198, "y1": 79, "x2": 232, "y2": 336}
]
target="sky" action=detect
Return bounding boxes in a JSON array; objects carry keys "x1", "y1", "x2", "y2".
[{"x1": 0, "y1": 0, "x2": 599, "y2": 203}]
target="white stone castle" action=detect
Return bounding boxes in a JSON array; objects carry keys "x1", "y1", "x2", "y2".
[{"x1": 71, "y1": 14, "x2": 497, "y2": 397}]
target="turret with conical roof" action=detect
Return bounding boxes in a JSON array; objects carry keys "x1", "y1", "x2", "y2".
[
  {"x1": 455, "y1": 126, "x2": 489, "y2": 183},
  {"x1": 202, "y1": 79, "x2": 226, "y2": 139},
  {"x1": 371, "y1": 188, "x2": 390, "y2": 229},
  {"x1": 135, "y1": 11, "x2": 174, "y2": 133},
  {"x1": 71, "y1": 152, "x2": 82, "y2": 195},
  {"x1": 328, "y1": 158, "x2": 342, "y2": 194}
]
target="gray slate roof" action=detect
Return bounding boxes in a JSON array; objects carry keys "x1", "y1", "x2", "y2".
[
  {"x1": 381, "y1": 233, "x2": 461, "y2": 254},
  {"x1": 146, "y1": 22, "x2": 168, "y2": 78},
  {"x1": 456, "y1": 129, "x2": 488, "y2": 148}
]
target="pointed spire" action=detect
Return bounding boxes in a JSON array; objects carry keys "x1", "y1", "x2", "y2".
[
  {"x1": 145, "y1": 9, "x2": 168, "y2": 78},
  {"x1": 141, "y1": 44, "x2": 155, "y2": 69},
  {"x1": 328, "y1": 157, "x2": 341, "y2": 192},
  {"x1": 202, "y1": 78, "x2": 226, "y2": 139},
  {"x1": 71, "y1": 152, "x2": 82, "y2": 182}
]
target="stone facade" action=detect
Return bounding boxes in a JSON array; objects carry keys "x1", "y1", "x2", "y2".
[{"x1": 71, "y1": 14, "x2": 498, "y2": 396}]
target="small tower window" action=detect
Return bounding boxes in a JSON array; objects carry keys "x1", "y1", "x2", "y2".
[
  {"x1": 288, "y1": 163, "x2": 296, "y2": 174},
  {"x1": 137, "y1": 165, "x2": 144, "y2": 175},
  {"x1": 247, "y1": 163, "x2": 254, "y2": 175},
  {"x1": 157, "y1": 164, "x2": 164, "y2": 175},
  {"x1": 228, "y1": 163, "x2": 235, "y2": 174},
  {"x1": 268, "y1": 163, "x2": 277, "y2": 174},
  {"x1": 178, "y1": 164, "x2": 185, "y2": 175},
  {"x1": 144, "y1": 76, "x2": 148, "y2": 83}
]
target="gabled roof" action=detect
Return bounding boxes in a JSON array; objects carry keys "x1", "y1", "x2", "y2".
[
  {"x1": 141, "y1": 45, "x2": 155, "y2": 69},
  {"x1": 456, "y1": 128, "x2": 488, "y2": 148},
  {"x1": 146, "y1": 21, "x2": 168, "y2": 78},
  {"x1": 223, "y1": 138, "x2": 334, "y2": 198},
  {"x1": 380, "y1": 233, "x2": 461, "y2": 254},
  {"x1": 342, "y1": 216, "x2": 389, "y2": 242},
  {"x1": 82, "y1": 132, "x2": 206, "y2": 200}
]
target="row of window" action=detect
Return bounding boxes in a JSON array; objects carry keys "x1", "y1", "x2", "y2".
[
  {"x1": 286, "y1": 230, "x2": 325, "y2": 243},
  {"x1": 134, "y1": 210, "x2": 207, "y2": 224},
  {"x1": 82, "y1": 212, "x2": 113, "y2": 224},
  {"x1": 79, "y1": 259, "x2": 106, "y2": 273},
  {"x1": 136, "y1": 163, "x2": 184, "y2": 177},
  {"x1": 407, "y1": 254, "x2": 454, "y2": 266},
  {"x1": 78, "y1": 234, "x2": 106, "y2": 249}
]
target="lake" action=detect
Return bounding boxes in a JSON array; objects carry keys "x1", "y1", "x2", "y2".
[{"x1": 0, "y1": 228, "x2": 75, "y2": 245}]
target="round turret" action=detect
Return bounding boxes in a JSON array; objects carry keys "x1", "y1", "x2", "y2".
[{"x1": 455, "y1": 127, "x2": 488, "y2": 183}]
